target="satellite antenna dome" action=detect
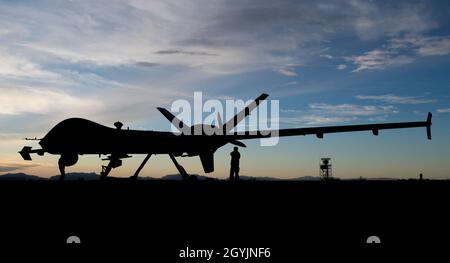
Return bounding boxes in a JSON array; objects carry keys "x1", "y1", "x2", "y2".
[{"x1": 114, "y1": 121, "x2": 123, "y2": 130}]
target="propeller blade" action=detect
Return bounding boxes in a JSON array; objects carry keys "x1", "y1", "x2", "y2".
[
  {"x1": 217, "y1": 112, "x2": 223, "y2": 129},
  {"x1": 157, "y1": 107, "x2": 191, "y2": 134},
  {"x1": 224, "y1": 93, "x2": 269, "y2": 133}
]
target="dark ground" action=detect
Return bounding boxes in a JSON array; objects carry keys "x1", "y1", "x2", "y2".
[{"x1": 0, "y1": 179, "x2": 449, "y2": 258}]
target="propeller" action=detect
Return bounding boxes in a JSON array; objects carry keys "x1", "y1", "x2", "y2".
[
  {"x1": 157, "y1": 107, "x2": 191, "y2": 134},
  {"x1": 217, "y1": 112, "x2": 223, "y2": 130}
]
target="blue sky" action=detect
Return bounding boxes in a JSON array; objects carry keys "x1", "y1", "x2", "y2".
[{"x1": 0, "y1": 0, "x2": 449, "y2": 179}]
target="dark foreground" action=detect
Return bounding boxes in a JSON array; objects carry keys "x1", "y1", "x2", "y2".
[{"x1": 1, "y1": 179, "x2": 449, "y2": 257}]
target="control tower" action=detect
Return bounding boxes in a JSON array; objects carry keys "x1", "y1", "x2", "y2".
[{"x1": 320, "y1": 158, "x2": 332, "y2": 180}]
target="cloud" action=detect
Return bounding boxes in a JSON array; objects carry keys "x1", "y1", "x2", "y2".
[
  {"x1": 389, "y1": 35, "x2": 450, "y2": 56},
  {"x1": 280, "y1": 102, "x2": 399, "y2": 126},
  {"x1": 2, "y1": 1, "x2": 309, "y2": 75},
  {"x1": 134, "y1": 61, "x2": 160, "y2": 67},
  {"x1": 437, "y1": 108, "x2": 450, "y2": 113},
  {"x1": 367, "y1": 116, "x2": 388, "y2": 122},
  {"x1": 275, "y1": 66, "x2": 298, "y2": 76},
  {"x1": 345, "y1": 49, "x2": 414, "y2": 72},
  {"x1": 0, "y1": 51, "x2": 60, "y2": 79},
  {"x1": 412, "y1": 110, "x2": 430, "y2": 117},
  {"x1": 281, "y1": 115, "x2": 355, "y2": 125},
  {"x1": 284, "y1": 81, "x2": 298, "y2": 86},
  {"x1": 0, "y1": 162, "x2": 39, "y2": 173},
  {"x1": 336, "y1": 64, "x2": 347, "y2": 70},
  {"x1": 417, "y1": 37, "x2": 450, "y2": 56},
  {"x1": 310, "y1": 103, "x2": 398, "y2": 116},
  {"x1": 0, "y1": 0, "x2": 440, "y2": 77},
  {"x1": 155, "y1": 49, "x2": 217, "y2": 56},
  {"x1": 356, "y1": 94, "x2": 436, "y2": 104},
  {"x1": 350, "y1": 1, "x2": 437, "y2": 40},
  {"x1": 280, "y1": 109, "x2": 302, "y2": 113},
  {"x1": 344, "y1": 34, "x2": 450, "y2": 72},
  {"x1": 320, "y1": 54, "x2": 334, "y2": 59},
  {"x1": 0, "y1": 87, "x2": 101, "y2": 115}
]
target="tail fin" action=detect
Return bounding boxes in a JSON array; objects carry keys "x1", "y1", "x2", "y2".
[
  {"x1": 426, "y1": 112, "x2": 432, "y2": 140},
  {"x1": 224, "y1": 93, "x2": 269, "y2": 134}
]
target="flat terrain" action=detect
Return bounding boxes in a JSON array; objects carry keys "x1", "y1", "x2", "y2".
[{"x1": 1, "y1": 179, "x2": 449, "y2": 256}]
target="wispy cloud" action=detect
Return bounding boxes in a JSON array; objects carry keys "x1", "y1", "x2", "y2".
[
  {"x1": 310, "y1": 103, "x2": 398, "y2": 116},
  {"x1": 284, "y1": 81, "x2": 298, "y2": 86},
  {"x1": 0, "y1": 51, "x2": 60, "y2": 80},
  {"x1": 134, "y1": 61, "x2": 160, "y2": 68},
  {"x1": 345, "y1": 49, "x2": 414, "y2": 72},
  {"x1": 350, "y1": 1, "x2": 437, "y2": 40},
  {"x1": 344, "y1": 34, "x2": 450, "y2": 72},
  {"x1": 0, "y1": 87, "x2": 101, "y2": 115},
  {"x1": 356, "y1": 94, "x2": 436, "y2": 104},
  {"x1": 417, "y1": 37, "x2": 450, "y2": 56},
  {"x1": 336, "y1": 64, "x2": 347, "y2": 70},
  {"x1": 320, "y1": 54, "x2": 334, "y2": 59},
  {"x1": 413, "y1": 110, "x2": 426, "y2": 116},
  {"x1": 1, "y1": 1, "x2": 439, "y2": 77},
  {"x1": 155, "y1": 49, "x2": 217, "y2": 56},
  {"x1": 0, "y1": 162, "x2": 39, "y2": 173},
  {"x1": 275, "y1": 66, "x2": 298, "y2": 77},
  {"x1": 280, "y1": 109, "x2": 302, "y2": 113},
  {"x1": 437, "y1": 108, "x2": 450, "y2": 113},
  {"x1": 367, "y1": 116, "x2": 388, "y2": 122},
  {"x1": 281, "y1": 115, "x2": 355, "y2": 125},
  {"x1": 389, "y1": 35, "x2": 450, "y2": 56},
  {"x1": 280, "y1": 102, "x2": 398, "y2": 126}
]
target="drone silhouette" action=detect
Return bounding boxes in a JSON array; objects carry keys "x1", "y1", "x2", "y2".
[{"x1": 19, "y1": 93, "x2": 432, "y2": 180}]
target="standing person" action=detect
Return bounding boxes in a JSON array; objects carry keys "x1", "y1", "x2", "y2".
[{"x1": 230, "y1": 147, "x2": 240, "y2": 181}]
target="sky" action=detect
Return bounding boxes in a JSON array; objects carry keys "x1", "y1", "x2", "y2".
[{"x1": 0, "y1": 0, "x2": 450, "y2": 179}]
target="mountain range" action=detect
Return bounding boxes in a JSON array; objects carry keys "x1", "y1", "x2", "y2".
[
  {"x1": 0, "y1": 172, "x2": 413, "y2": 181},
  {"x1": 0, "y1": 172, "x2": 324, "y2": 181}
]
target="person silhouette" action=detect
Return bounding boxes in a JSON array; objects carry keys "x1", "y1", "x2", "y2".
[{"x1": 230, "y1": 147, "x2": 240, "y2": 181}]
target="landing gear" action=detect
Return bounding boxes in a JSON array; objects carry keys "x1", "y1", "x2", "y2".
[
  {"x1": 99, "y1": 153, "x2": 150, "y2": 180},
  {"x1": 98, "y1": 153, "x2": 189, "y2": 181},
  {"x1": 130, "y1": 154, "x2": 152, "y2": 180},
  {"x1": 169, "y1": 154, "x2": 189, "y2": 179},
  {"x1": 58, "y1": 158, "x2": 66, "y2": 181},
  {"x1": 58, "y1": 153, "x2": 78, "y2": 181}
]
